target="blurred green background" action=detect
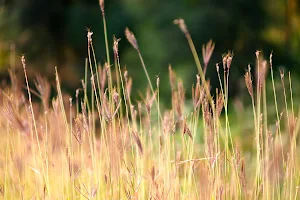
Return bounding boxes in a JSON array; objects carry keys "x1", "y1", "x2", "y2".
[{"x1": 0, "y1": 0, "x2": 299, "y2": 103}]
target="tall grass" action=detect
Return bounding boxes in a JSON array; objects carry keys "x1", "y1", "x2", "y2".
[{"x1": 0, "y1": 4, "x2": 299, "y2": 199}]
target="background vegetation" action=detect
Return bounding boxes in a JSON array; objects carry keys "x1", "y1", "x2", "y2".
[{"x1": 0, "y1": 0, "x2": 299, "y2": 101}]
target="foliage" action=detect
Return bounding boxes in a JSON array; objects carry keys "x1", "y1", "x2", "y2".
[
  {"x1": 0, "y1": 3, "x2": 300, "y2": 198},
  {"x1": 0, "y1": 0, "x2": 299, "y2": 101}
]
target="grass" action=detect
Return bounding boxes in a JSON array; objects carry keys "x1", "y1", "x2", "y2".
[{"x1": 0, "y1": 3, "x2": 300, "y2": 199}]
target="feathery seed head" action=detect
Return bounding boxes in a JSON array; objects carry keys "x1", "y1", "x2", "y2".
[
  {"x1": 216, "y1": 91, "x2": 224, "y2": 117},
  {"x1": 245, "y1": 65, "x2": 253, "y2": 99},
  {"x1": 113, "y1": 37, "x2": 121, "y2": 59},
  {"x1": 113, "y1": 91, "x2": 119, "y2": 104},
  {"x1": 202, "y1": 40, "x2": 215, "y2": 66},
  {"x1": 227, "y1": 56, "x2": 232, "y2": 70},
  {"x1": 125, "y1": 28, "x2": 138, "y2": 50},
  {"x1": 222, "y1": 51, "x2": 233, "y2": 71},
  {"x1": 132, "y1": 131, "x2": 143, "y2": 155}
]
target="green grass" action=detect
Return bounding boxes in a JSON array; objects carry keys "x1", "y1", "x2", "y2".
[{"x1": 0, "y1": 6, "x2": 300, "y2": 199}]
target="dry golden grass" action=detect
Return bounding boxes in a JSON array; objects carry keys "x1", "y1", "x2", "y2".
[{"x1": 0, "y1": 5, "x2": 300, "y2": 200}]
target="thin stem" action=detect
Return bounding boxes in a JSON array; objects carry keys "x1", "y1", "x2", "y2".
[{"x1": 137, "y1": 50, "x2": 162, "y2": 121}]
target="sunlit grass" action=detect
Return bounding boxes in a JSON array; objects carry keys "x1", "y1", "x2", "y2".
[{"x1": 0, "y1": 4, "x2": 300, "y2": 199}]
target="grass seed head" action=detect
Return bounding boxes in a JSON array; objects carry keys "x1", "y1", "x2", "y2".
[
  {"x1": 222, "y1": 51, "x2": 233, "y2": 71},
  {"x1": 227, "y1": 56, "x2": 232, "y2": 70},
  {"x1": 132, "y1": 131, "x2": 143, "y2": 155},
  {"x1": 255, "y1": 50, "x2": 260, "y2": 59},
  {"x1": 74, "y1": 117, "x2": 83, "y2": 144},
  {"x1": 216, "y1": 91, "x2": 224, "y2": 117},
  {"x1": 124, "y1": 70, "x2": 128, "y2": 82},
  {"x1": 113, "y1": 37, "x2": 121, "y2": 59},
  {"x1": 202, "y1": 40, "x2": 215, "y2": 66},
  {"x1": 113, "y1": 90, "x2": 119, "y2": 104},
  {"x1": 169, "y1": 65, "x2": 177, "y2": 91},
  {"x1": 125, "y1": 28, "x2": 138, "y2": 50},
  {"x1": 222, "y1": 56, "x2": 227, "y2": 70},
  {"x1": 259, "y1": 60, "x2": 268, "y2": 89},
  {"x1": 174, "y1": 18, "x2": 188, "y2": 35},
  {"x1": 98, "y1": 65, "x2": 107, "y2": 92},
  {"x1": 87, "y1": 29, "x2": 93, "y2": 47},
  {"x1": 245, "y1": 65, "x2": 253, "y2": 99},
  {"x1": 126, "y1": 78, "x2": 132, "y2": 99},
  {"x1": 99, "y1": 0, "x2": 104, "y2": 14},
  {"x1": 183, "y1": 122, "x2": 193, "y2": 139},
  {"x1": 21, "y1": 55, "x2": 26, "y2": 68},
  {"x1": 138, "y1": 101, "x2": 142, "y2": 116}
]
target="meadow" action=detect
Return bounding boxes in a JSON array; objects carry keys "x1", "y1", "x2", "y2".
[{"x1": 0, "y1": 2, "x2": 300, "y2": 199}]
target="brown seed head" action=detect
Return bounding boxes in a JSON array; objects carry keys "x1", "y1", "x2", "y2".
[
  {"x1": 124, "y1": 70, "x2": 128, "y2": 82},
  {"x1": 202, "y1": 40, "x2": 215, "y2": 66},
  {"x1": 98, "y1": 65, "x2": 107, "y2": 92},
  {"x1": 259, "y1": 60, "x2": 268, "y2": 89},
  {"x1": 113, "y1": 37, "x2": 121, "y2": 59},
  {"x1": 245, "y1": 65, "x2": 253, "y2": 99},
  {"x1": 151, "y1": 166, "x2": 155, "y2": 182},
  {"x1": 222, "y1": 56, "x2": 227, "y2": 70},
  {"x1": 87, "y1": 29, "x2": 93, "y2": 46},
  {"x1": 74, "y1": 117, "x2": 83, "y2": 144},
  {"x1": 138, "y1": 101, "x2": 142, "y2": 116},
  {"x1": 183, "y1": 122, "x2": 193, "y2": 139},
  {"x1": 99, "y1": 0, "x2": 104, "y2": 14},
  {"x1": 222, "y1": 51, "x2": 233, "y2": 71},
  {"x1": 174, "y1": 18, "x2": 189, "y2": 35},
  {"x1": 125, "y1": 28, "x2": 138, "y2": 50},
  {"x1": 216, "y1": 91, "x2": 224, "y2": 117},
  {"x1": 104, "y1": 62, "x2": 110, "y2": 76},
  {"x1": 169, "y1": 65, "x2": 177, "y2": 91},
  {"x1": 227, "y1": 56, "x2": 232, "y2": 70},
  {"x1": 132, "y1": 131, "x2": 143, "y2": 155},
  {"x1": 126, "y1": 78, "x2": 132, "y2": 99},
  {"x1": 113, "y1": 91, "x2": 119, "y2": 104}
]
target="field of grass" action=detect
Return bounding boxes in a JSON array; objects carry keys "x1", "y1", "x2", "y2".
[{"x1": 0, "y1": 2, "x2": 300, "y2": 199}]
